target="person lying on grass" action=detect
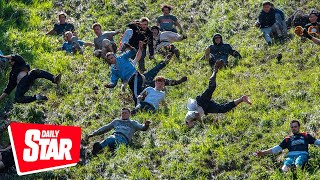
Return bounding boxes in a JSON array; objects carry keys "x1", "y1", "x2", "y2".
[
  {"x1": 0, "y1": 145, "x2": 14, "y2": 173},
  {"x1": 131, "y1": 76, "x2": 166, "y2": 114},
  {"x1": 185, "y1": 60, "x2": 252, "y2": 128},
  {"x1": 255, "y1": 120, "x2": 320, "y2": 172},
  {"x1": 60, "y1": 31, "x2": 94, "y2": 54},
  {"x1": 0, "y1": 54, "x2": 61, "y2": 103},
  {"x1": 86, "y1": 108, "x2": 151, "y2": 155},
  {"x1": 104, "y1": 42, "x2": 187, "y2": 106}
]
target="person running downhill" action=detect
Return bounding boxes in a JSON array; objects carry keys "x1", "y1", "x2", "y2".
[{"x1": 157, "y1": 4, "x2": 183, "y2": 33}]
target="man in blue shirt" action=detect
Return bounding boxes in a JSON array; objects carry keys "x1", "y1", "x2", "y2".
[
  {"x1": 105, "y1": 42, "x2": 187, "y2": 105},
  {"x1": 61, "y1": 31, "x2": 93, "y2": 54},
  {"x1": 157, "y1": 4, "x2": 183, "y2": 33},
  {"x1": 255, "y1": 120, "x2": 320, "y2": 172}
]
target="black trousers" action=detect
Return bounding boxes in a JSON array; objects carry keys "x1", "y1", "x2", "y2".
[
  {"x1": 196, "y1": 72, "x2": 236, "y2": 114},
  {"x1": 15, "y1": 69, "x2": 55, "y2": 103}
]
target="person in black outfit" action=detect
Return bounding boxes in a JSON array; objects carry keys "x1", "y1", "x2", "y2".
[
  {"x1": 0, "y1": 54, "x2": 61, "y2": 103},
  {"x1": 126, "y1": 17, "x2": 154, "y2": 72},
  {"x1": 304, "y1": 11, "x2": 320, "y2": 37},
  {"x1": 46, "y1": 12, "x2": 75, "y2": 35},
  {"x1": 0, "y1": 145, "x2": 14, "y2": 173},
  {"x1": 185, "y1": 60, "x2": 252, "y2": 128},
  {"x1": 204, "y1": 33, "x2": 241, "y2": 68}
]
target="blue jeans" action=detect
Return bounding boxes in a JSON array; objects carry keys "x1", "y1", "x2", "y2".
[
  {"x1": 261, "y1": 23, "x2": 282, "y2": 43},
  {"x1": 100, "y1": 134, "x2": 129, "y2": 151},
  {"x1": 284, "y1": 154, "x2": 309, "y2": 167}
]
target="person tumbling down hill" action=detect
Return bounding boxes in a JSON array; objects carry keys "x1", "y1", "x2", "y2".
[
  {"x1": 157, "y1": 4, "x2": 183, "y2": 34},
  {"x1": 46, "y1": 12, "x2": 75, "y2": 36},
  {"x1": 131, "y1": 76, "x2": 166, "y2": 114},
  {"x1": 0, "y1": 54, "x2": 61, "y2": 103},
  {"x1": 60, "y1": 31, "x2": 94, "y2": 54},
  {"x1": 92, "y1": 23, "x2": 120, "y2": 57},
  {"x1": 295, "y1": 26, "x2": 320, "y2": 45},
  {"x1": 185, "y1": 60, "x2": 252, "y2": 128},
  {"x1": 255, "y1": 120, "x2": 320, "y2": 172},
  {"x1": 104, "y1": 42, "x2": 187, "y2": 106},
  {"x1": 204, "y1": 34, "x2": 241, "y2": 68},
  {"x1": 0, "y1": 145, "x2": 14, "y2": 173},
  {"x1": 255, "y1": 1, "x2": 284, "y2": 45},
  {"x1": 86, "y1": 108, "x2": 151, "y2": 155}
]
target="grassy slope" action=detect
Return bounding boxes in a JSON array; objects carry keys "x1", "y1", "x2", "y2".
[{"x1": 0, "y1": 0, "x2": 320, "y2": 179}]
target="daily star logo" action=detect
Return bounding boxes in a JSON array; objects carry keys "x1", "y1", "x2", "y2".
[{"x1": 8, "y1": 122, "x2": 81, "y2": 176}]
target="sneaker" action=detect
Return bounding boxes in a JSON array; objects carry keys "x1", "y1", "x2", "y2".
[
  {"x1": 54, "y1": 73, "x2": 62, "y2": 85},
  {"x1": 92, "y1": 142, "x2": 102, "y2": 155},
  {"x1": 174, "y1": 48, "x2": 180, "y2": 60},
  {"x1": 36, "y1": 94, "x2": 48, "y2": 101}
]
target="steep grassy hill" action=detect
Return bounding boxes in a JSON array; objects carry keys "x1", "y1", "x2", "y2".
[{"x1": 0, "y1": 0, "x2": 320, "y2": 179}]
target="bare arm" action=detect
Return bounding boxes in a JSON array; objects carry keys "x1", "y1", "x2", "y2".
[
  {"x1": 133, "y1": 41, "x2": 144, "y2": 65},
  {"x1": 255, "y1": 145, "x2": 282, "y2": 157},
  {"x1": 311, "y1": 37, "x2": 320, "y2": 45},
  {"x1": 84, "y1": 42, "x2": 94, "y2": 47},
  {"x1": 175, "y1": 20, "x2": 183, "y2": 33},
  {"x1": 46, "y1": 29, "x2": 57, "y2": 35}
]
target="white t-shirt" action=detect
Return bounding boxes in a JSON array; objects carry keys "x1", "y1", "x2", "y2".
[{"x1": 143, "y1": 87, "x2": 165, "y2": 109}]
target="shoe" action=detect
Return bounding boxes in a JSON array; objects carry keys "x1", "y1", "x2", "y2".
[
  {"x1": 176, "y1": 76, "x2": 188, "y2": 85},
  {"x1": 36, "y1": 94, "x2": 48, "y2": 101},
  {"x1": 54, "y1": 73, "x2": 62, "y2": 85},
  {"x1": 92, "y1": 142, "x2": 102, "y2": 155},
  {"x1": 174, "y1": 48, "x2": 180, "y2": 60}
]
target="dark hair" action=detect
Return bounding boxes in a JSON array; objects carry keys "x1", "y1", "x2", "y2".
[
  {"x1": 161, "y1": 4, "x2": 173, "y2": 11},
  {"x1": 309, "y1": 11, "x2": 319, "y2": 17},
  {"x1": 151, "y1": 26, "x2": 160, "y2": 31},
  {"x1": 122, "y1": 108, "x2": 131, "y2": 113},
  {"x1": 92, "y1": 23, "x2": 102, "y2": 29},
  {"x1": 290, "y1": 120, "x2": 300, "y2": 127},
  {"x1": 262, "y1": 1, "x2": 272, "y2": 6}
]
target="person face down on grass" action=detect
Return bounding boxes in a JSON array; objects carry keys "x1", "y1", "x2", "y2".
[
  {"x1": 86, "y1": 108, "x2": 151, "y2": 155},
  {"x1": 255, "y1": 120, "x2": 320, "y2": 172},
  {"x1": 104, "y1": 42, "x2": 187, "y2": 106},
  {"x1": 0, "y1": 54, "x2": 61, "y2": 103},
  {"x1": 131, "y1": 76, "x2": 166, "y2": 115},
  {"x1": 204, "y1": 33, "x2": 242, "y2": 68},
  {"x1": 185, "y1": 60, "x2": 252, "y2": 128}
]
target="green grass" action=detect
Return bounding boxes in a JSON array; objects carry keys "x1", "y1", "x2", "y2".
[{"x1": 0, "y1": 0, "x2": 320, "y2": 179}]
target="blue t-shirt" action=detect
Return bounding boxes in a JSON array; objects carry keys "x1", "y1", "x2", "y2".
[
  {"x1": 157, "y1": 15, "x2": 178, "y2": 31},
  {"x1": 279, "y1": 133, "x2": 316, "y2": 153},
  {"x1": 62, "y1": 40, "x2": 84, "y2": 53},
  {"x1": 110, "y1": 49, "x2": 137, "y2": 86},
  {"x1": 143, "y1": 87, "x2": 165, "y2": 109}
]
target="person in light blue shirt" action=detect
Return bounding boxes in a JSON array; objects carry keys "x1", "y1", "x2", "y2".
[
  {"x1": 105, "y1": 42, "x2": 187, "y2": 106},
  {"x1": 61, "y1": 31, "x2": 93, "y2": 54}
]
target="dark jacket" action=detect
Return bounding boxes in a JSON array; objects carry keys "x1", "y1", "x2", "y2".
[
  {"x1": 127, "y1": 23, "x2": 154, "y2": 57},
  {"x1": 305, "y1": 22, "x2": 320, "y2": 32},
  {"x1": 3, "y1": 55, "x2": 30, "y2": 94},
  {"x1": 258, "y1": 8, "x2": 276, "y2": 28},
  {"x1": 208, "y1": 34, "x2": 241, "y2": 63},
  {"x1": 274, "y1": 8, "x2": 285, "y2": 21}
]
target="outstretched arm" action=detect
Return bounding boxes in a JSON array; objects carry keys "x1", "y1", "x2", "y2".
[
  {"x1": 46, "y1": 29, "x2": 57, "y2": 35},
  {"x1": 87, "y1": 121, "x2": 115, "y2": 138},
  {"x1": 255, "y1": 145, "x2": 282, "y2": 157},
  {"x1": 132, "y1": 41, "x2": 144, "y2": 65},
  {"x1": 175, "y1": 20, "x2": 183, "y2": 34},
  {"x1": 311, "y1": 37, "x2": 320, "y2": 45}
]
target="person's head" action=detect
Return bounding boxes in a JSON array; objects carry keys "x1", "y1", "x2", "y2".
[
  {"x1": 185, "y1": 111, "x2": 196, "y2": 128},
  {"x1": 139, "y1": 17, "x2": 149, "y2": 31},
  {"x1": 309, "y1": 12, "x2": 319, "y2": 23},
  {"x1": 151, "y1": 26, "x2": 160, "y2": 37},
  {"x1": 58, "y1": 12, "x2": 67, "y2": 24},
  {"x1": 213, "y1": 34, "x2": 222, "y2": 45},
  {"x1": 92, "y1": 23, "x2": 102, "y2": 36},
  {"x1": 290, "y1": 120, "x2": 301, "y2": 134},
  {"x1": 262, "y1": 1, "x2": 272, "y2": 13},
  {"x1": 121, "y1": 108, "x2": 131, "y2": 120},
  {"x1": 106, "y1": 52, "x2": 116, "y2": 64},
  {"x1": 154, "y1": 76, "x2": 165, "y2": 90},
  {"x1": 64, "y1": 31, "x2": 73, "y2": 42},
  {"x1": 161, "y1": 4, "x2": 173, "y2": 15}
]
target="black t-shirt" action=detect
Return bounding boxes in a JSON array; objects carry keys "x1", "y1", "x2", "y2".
[
  {"x1": 53, "y1": 23, "x2": 75, "y2": 35},
  {"x1": 279, "y1": 133, "x2": 316, "y2": 152}
]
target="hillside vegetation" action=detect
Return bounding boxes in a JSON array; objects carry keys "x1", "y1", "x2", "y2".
[{"x1": 0, "y1": 0, "x2": 320, "y2": 179}]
